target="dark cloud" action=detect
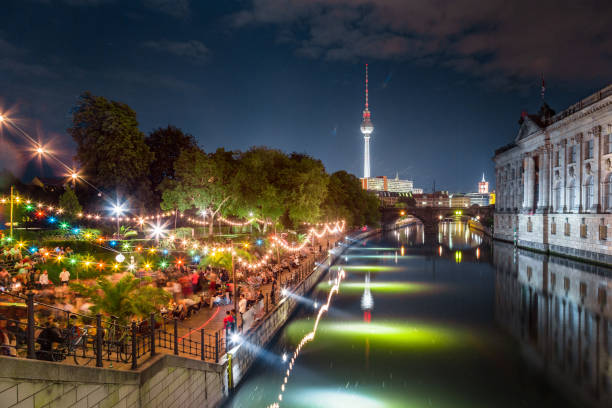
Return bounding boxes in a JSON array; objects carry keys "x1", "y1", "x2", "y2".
[
  {"x1": 234, "y1": 0, "x2": 612, "y2": 82},
  {"x1": 141, "y1": 0, "x2": 191, "y2": 18},
  {"x1": 143, "y1": 39, "x2": 210, "y2": 64}
]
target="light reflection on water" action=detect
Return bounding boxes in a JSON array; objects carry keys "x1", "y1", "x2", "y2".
[{"x1": 227, "y1": 223, "x2": 611, "y2": 408}]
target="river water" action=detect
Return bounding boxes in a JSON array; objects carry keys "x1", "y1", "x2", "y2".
[{"x1": 227, "y1": 222, "x2": 612, "y2": 408}]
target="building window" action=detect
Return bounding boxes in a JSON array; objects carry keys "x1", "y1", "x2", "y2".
[
  {"x1": 580, "y1": 218, "x2": 587, "y2": 238},
  {"x1": 584, "y1": 176, "x2": 594, "y2": 210},
  {"x1": 570, "y1": 145, "x2": 577, "y2": 163},
  {"x1": 555, "y1": 150, "x2": 560, "y2": 167},
  {"x1": 568, "y1": 178, "x2": 576, "y2": 211},
  {"x1": 585, "y1": 140, "x2": 594, "y2": 159},
  {"x1": 606, "y1": 134, "x2": 612, "y2": 154}
]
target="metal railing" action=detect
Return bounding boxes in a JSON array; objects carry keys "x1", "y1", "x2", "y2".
[{"x1": 0, "y1": 291, "x2": 226, "y2": 369}]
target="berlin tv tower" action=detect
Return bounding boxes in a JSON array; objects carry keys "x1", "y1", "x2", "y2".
[{"x1": 361, "y1": 64, "x2": 374, "y2": 178}]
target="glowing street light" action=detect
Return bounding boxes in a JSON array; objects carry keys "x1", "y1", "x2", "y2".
[
  {"x1": 0, "y1": 114, "x2": 4, "y2": 122},
  {"x1": 148, "y1": 222, "x2": 168, "y2": 243},
  {"x1": 36, "y1": 147, "x2": 45, "y2": 154},
  {"x1": 110, "y1": 199, "x2": 127, "y2": 238}
]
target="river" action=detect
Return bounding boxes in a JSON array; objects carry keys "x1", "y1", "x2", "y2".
[{"x1": 227, "y1": 222, "x2": 612, "y2": 408}]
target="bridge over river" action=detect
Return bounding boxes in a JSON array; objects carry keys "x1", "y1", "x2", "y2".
[{"x1": 380, "y1": 205, "x2": 495, "y2": 232}]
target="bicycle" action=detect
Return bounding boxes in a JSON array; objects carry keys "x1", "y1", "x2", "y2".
[
  {"x1": 102, "y1": 316, "x2": 131, "y2": 363},
  {"x1": 52, "y1": 324, "x2": 95, "y2": 365}
]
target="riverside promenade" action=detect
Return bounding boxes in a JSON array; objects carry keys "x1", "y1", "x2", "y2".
[{"x1": 0, "y1": 230, "x2": 376, "y2": 408}]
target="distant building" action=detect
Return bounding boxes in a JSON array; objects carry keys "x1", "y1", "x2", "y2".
[
  {"x1": 373, "y1": 191, "x2": 412, "y2": 207},
  {"x1": 450, "y1": 194, "x2": 471, "y2": 208},
  {"x1": 478, "y1": 173, "x2": 489, "y2": 194},
  {"x1": 465, "y1": 174, "x2": 492, "y2": 206},
  {"x1": 361, "y1": 173, "x2": 418, "y2": 194},
  {"x1": 414, "y1": 191, "x2": 450, "y2": 207},
  {"x1": 466, "y1": 192, "x2": 490, "y2": 207}
]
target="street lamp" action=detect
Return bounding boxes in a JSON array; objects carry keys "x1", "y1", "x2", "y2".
[
  {"x1": 148, "y1": 222, "x2": 168, "y2": 244},
  {"x1": 110, "y1": 200, "x2": 127, "y2": 238}
]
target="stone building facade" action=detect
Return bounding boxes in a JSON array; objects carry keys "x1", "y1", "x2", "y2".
[{"x1": 493, "y1": 84, "x2": 612, "y2": 264}]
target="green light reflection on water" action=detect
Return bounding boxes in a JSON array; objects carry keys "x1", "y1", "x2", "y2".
[
  {"x1": 287, "y1": 320, "x2": 471, "y2": 351},
  {"x1": 287, "y1": 388, "x2": 474, "y2": 408},
  {"x1": 317, "y1": 281, "x2": 439, "y2": 294},
  {"x1": 342, "y1": 254, "x2": 416, "y2": 259},
  {"x1": 331, "y1": 265, "x2": 403, "y2": 272}
]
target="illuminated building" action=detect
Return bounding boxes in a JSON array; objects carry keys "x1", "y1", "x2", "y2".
[
  {"x1": 413, "y1": 192, "x2": 450, "y2": 207},
  {"x1": 361, "y1": 64, "x2": 374, "y2": 178},
  {"x1": 493, "y1": 84, "x2": 612, "y2": 264},
  {"x1": 478, "y1": 173, "x2": 489, "y2": 193},
  {"x1": 361, "y1": 174, "x2": 415, "y2": 193},
  {"x1": 449, "y1": 194, "x2": 471, "y2": 208}
]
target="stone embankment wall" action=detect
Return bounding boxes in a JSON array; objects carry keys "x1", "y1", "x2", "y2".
[
  {"x1": 0, "y1": 354, "x2": 224, "y2": 408},
  {"x1": 225, "y1": 229, "x2": 378, "y2": 396},
  {"x1": 494, "y1": 212, "x2": 611, "y2": 264}
]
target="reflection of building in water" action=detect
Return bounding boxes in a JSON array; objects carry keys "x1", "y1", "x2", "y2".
[
  {"x1": 494, "y1": 242, "x2": 612, "y2": 407},
  {"x1": 437, "y1": 222, "x2": 483, "y2": 251}
]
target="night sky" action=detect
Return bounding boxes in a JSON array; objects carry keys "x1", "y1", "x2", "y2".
[{"x1": 1, "y1": 0, "x2": 610, "y2": 193}]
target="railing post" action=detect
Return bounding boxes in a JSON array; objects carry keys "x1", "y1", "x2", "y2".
[
  {"x1": 214, "y1": 331, "x2": 219, "y2": 363},
  {"x1": 150, "y1": 313, "x2": 156, "y2": 357},
  {"x1": 173, "y1": 319, "x2": 179, "y2": 355},
  {"x1": 200, "y1": 329, "x2": 205, "y2": 361},
  {"x1": 131, "y1": 321, "x2": 137, "y2": 369},
  {"x1": 26, "y1": 292, "x2": 35, "y2": 359},
  {"x1": 96, "y1": 314, "x2": 103, "y2": 367}
]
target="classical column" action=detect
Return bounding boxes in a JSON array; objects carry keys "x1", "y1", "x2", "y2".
[
  {"x1": 592, "y1": 126, "x2": 602, "y2": 212},
  {"x1": 577, "y1": 133, "x2": 584, "y2": 212},
  {"x1": 538, "y1": 146, "x2": 550, "y2": 213},
  {"x1": 522, "y1": 155, "x2": 531, "y2": 211},
  {"x1": 527, "y1": 155, "x2": 536, "y2": 211},
  {"x1": 561, "y1": 140, "x2": 567, "y2": 212}
]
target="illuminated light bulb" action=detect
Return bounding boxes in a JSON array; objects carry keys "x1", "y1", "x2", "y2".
[
  {"x1": 282, "y1": 353, "x2": 287, "y2": 362},
  {"x1": 36, "y1": 147, "x2": 45, "y2": 154}
]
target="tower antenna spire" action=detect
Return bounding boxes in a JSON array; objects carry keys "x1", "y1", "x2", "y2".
[
  {"x1": 365, "y1": 63, "x2": 369, "y2": 109},
  {"x1": 360, "y1": 63, "x2": 374, "y2": 179}
]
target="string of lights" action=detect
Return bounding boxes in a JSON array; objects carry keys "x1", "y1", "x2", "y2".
[
  {"x1": 271, "y1": 221, "x2": 345, "y2": 252},
  {"x1": 269, "y1": 268, "x2": 347, "y2": 407}
]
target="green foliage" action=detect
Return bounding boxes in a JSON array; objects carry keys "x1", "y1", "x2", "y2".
[
  {"x1": 68, "y1": 92, "x2": 154, "y2": 203},
  {"x1": 203, "y1": 248, "x2": 252, "y2": 271},
  {"x1": 321, "y1": 171, "x2": 380, "y2": 227},
  {"x1": 58, "y1": 187, "x2": 82, "y2": 219},
  {"x1": 70, "y1": 274, "x2": 171, "y2": 324},
  {"x1": 119, "y1": 225, "x2": 137, "y2": 238},
  {"x1": 146, "y1": 125, "x2": 200, "y2": 205}
]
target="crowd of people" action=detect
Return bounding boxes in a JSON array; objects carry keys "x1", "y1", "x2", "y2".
[{"x1": 0, "y1": 235, "x2": 333, "y2": 360}]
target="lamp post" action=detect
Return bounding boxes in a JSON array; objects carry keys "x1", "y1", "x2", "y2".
[
  {"x1": 111, "y1": 201, "x2": 126, "y2": 239},
  {"x1": 9, "y1": 186, "x2": 14, "y2": 239}
]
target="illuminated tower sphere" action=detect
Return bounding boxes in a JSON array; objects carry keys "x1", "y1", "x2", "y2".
[{"x1": 361, "y1": 64, "x2": 374, "y2": 178}]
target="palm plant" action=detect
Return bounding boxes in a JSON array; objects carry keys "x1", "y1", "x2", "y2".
[
  {"x1": 119, "y1": 225, "x2": 138, "y2": 238},
  {"x1": 70, "y1": 274, "x2": 171, "y2": 325}
]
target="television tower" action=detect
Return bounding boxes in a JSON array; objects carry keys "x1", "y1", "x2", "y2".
[{"x1": 361, "y1": 64, "x2": 374, "y2": 178}]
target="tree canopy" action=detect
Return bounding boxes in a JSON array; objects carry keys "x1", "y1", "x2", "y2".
[
  {"x1": 68, "y1": 92, "x2": 154, "y2": 205},
  {"x1": 321, "y1": 171, "x2": 380, "y2": 227},
  {"x1": 145, "y1": 125, "x2": 199, "y2": 205},
  {"x1": 58, "y1": 187, "x2": 82, "y2": 220}
]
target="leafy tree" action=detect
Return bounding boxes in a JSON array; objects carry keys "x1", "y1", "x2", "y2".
[
  {"x1": 230, "y1": 147, "x2": 290, "y2": 231},
  {"x1": 58, "y1": 187, "x2": 82, "y2": 220},
  {"x1": 283, "y1": 153, "x2": 328, "y2": 226},
  {"x1": 160, "y1": 148, "x2": 238, "y2": 236},
  {"x1": 145, "y1": 126, "x2": 199, "y2": 205},
  {"x1": 67, "y1": 92, "x2": 154, "y2": 204},
  {"x1": 70, "y1": 275, "x2": 170, "y2": 325},
  {"x1": 321, "y1": 171, "x2": 380, "y2": 227}
]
